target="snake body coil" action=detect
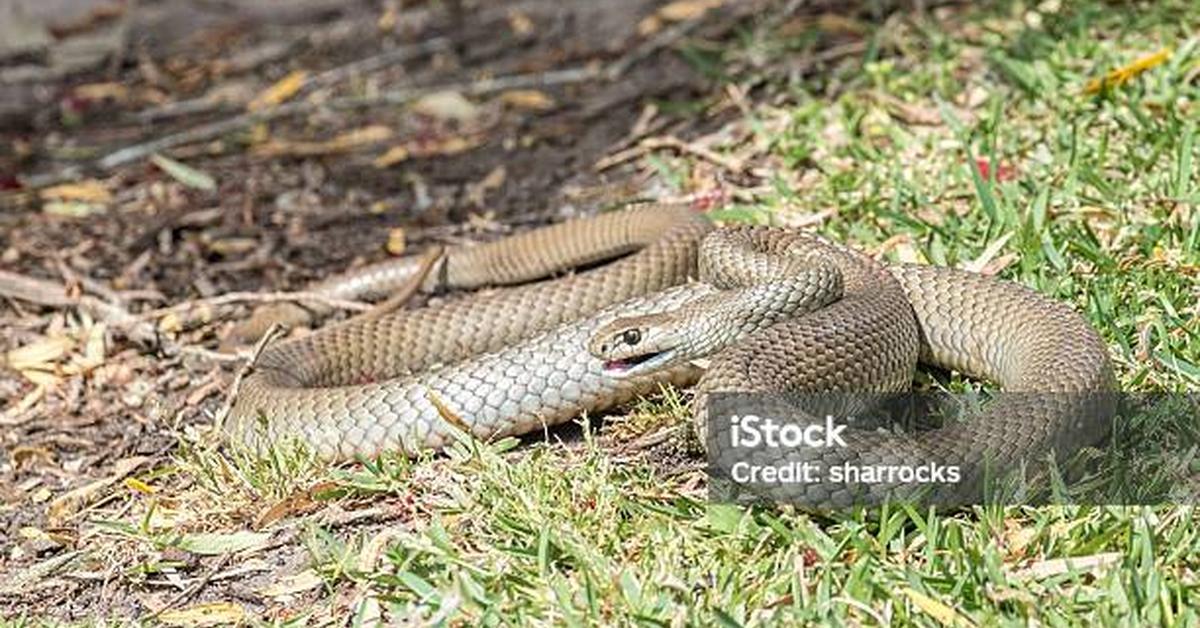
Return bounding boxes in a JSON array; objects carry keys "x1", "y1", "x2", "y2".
[{"x1": 227, "y1": 205, "x2": 1115, "y2": 496}]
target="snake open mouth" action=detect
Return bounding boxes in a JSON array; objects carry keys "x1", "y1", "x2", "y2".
[{"x1": 603, "y1": 349, "x2": 673, "y2": 376}]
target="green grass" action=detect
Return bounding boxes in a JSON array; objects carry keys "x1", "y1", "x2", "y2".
[
  {"x1": 32, "y1": 1, "x2": 1199, "y2": 625},
  {"x1": 301, "y1": 3, "x2": 1196, "y2": 624}
]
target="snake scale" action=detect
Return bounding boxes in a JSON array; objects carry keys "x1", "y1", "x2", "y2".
[{"x1": 226, "y1": 203, "x2": 1115, "y2": 500}]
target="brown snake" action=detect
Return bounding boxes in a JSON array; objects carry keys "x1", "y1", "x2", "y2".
[{"x1": 225, "y1": 203, "x2": 1116, "y2": 500}]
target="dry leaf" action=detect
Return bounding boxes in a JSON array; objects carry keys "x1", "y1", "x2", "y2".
[
  {"x1": 249, "y1": 122, "x2": 270, "y2": 145},
  {"x1": 637, "y1": 15, "x2": 663, "y2": 36},
  {"x1": 881, "y1": 96, "x2": 943, "y2": 126},
  {"x1": 900, "y1": 588, "x2": 970, "y2": 626},
  {"x1": 124, "y1": 477, "x2": 157, "y2": 495},
  {"x1": 466, "y1": 166, "x2": 507, "y2": 206},
  {"x1": 358, "y1": 529, "x2": 407, "y2": 574},
  {"x1": 1084, "y1": 48, "x2": 1171, "y2": 94},
  {"x1": 2, "y1": 386, "x2": 46, "y2": 423},
  {"x1": 7, "y1": 337, "x2": 75, "y2": 371},
  {"x1": 1013, "y1": 552, "x2": 1123, "y2": 579},
  {"x1": 175, "y1": 531, "x2": 271, "y2": 556},
  {"x1": 20, "y1": 370, "x2": 60, "y2": 387},
  {"x1": 499, "y1": 89, "x2": 556, "y2": 111},
  {"x1": 158, "y1": 312, "x2": 183, "y2": 334},
  {"x1": 42, "y1": 201, "x2": 106, "y2": 217},
  {"x1": 47, "y1": 456, "x2": 149, "y2": 525},
  {"x1": 10, "y1": 446, "x2": 54, "y2": 470},
  {"x1": 373, "y1": 145, "x2": 411, "y2": 167},
  {"x1": 778, "y1": 13, "x2": 869, "y2": 37},
  {"x1": 426, "y1": 389, "x2": 471, "y2": 433},
  {"x1": 62, "y1": 322, "x2": 106, "y2": 375},
  {"x1": 386, "y1": 228, "x2": 407, "y2": 255},
  {"x1": 377, "y1": 1, "x2": 399, "y2": 31},
  {"x1": 960, "y1": 232, "x2": 1014, "y2": 273},
  {"x1": 39, "y1": 179, "x2": 113, "y2": 204},
  {"x1": 410, "y1": 90, "x2": 479, "y2": 123},
  {"x1": 73, "y1": 82, "x2": 129, "y2": 102},
  {"x1": 158, "y1": 602, "x2": 246, "y2": 627},
  {"x1": 151, "y1": 154, "x2": 216, "y2": 191},
  {"x1": 206, "y1": 237, "x2": 259, "y2": 256},
  {"x1": 328, "y1": 125, "x2": 394, "y2": 148},
  {"x1": 254, "y1": 481, "x2": 337, "y2": 528},
  {"x1": 1004, "y1": 524, "x2": 1038, "y2": 560},
  {"x1": 259, "y1": 569, "x2": 324, "y2": 598},
  {"x1": 979, "y1": 253, "x2": 1018, "y2": 276},
  {"x1": 816, "y1": 13, "x2": 869, "y2": 35},
  {"x1": 421, "y1": 135, "x2": 480, "y2": 155},
  {"x1": 507, "y1": 9, "x2": 534, "y2": 36},
  {"x1": 45, "y1": 0, "x2": 126, "y2": 38},
  {"x1": 478, "y1": 166, "x2": 507, "y2": 191},
  {"x1": 658, "y1": 0, "x2": 724, "y2": 22},
  {"x1": 255, "y1": 125, "x2": 393, "y2": 157},
  {"x1": 373, "y1": 135, "x2": 482, "y2": 168},
  {"x1": 248, "y1": 70, "x2": 308, "y2": 111}
]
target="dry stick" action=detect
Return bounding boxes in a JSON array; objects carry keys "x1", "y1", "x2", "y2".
[
  {"x1": 0, "y1": 269, "x2": 159, "y2": 345},
  {"x1": 94, "y1": 65, "x2": 600, "y2": 173},
  {"x1": 0, "y1": 269, "x2": 238, "y2": 375},
  {"x1": 304, "y1": 37, "x2": 451, "y2": 93},
  {"x1": 139, "y1": 36, "x2": 454, "y2": 122},
  {"x1": 213, "y1": 322, "x2": 286, "y2": 432},
  {"x1": 604, "y1": 12, "x2": 709, "y2": 80},
  {"x1": 0, "y1": 269, "x2": 75, "y2": 306},
  {"x1": 136, "y1": 36, "x2": 450, "y2": 123},
  {"x1": 617, "y1": 424, "x2": 685, "y2": 455},
  {"x1": 40, "y1": 16, "x2": 705, "y2": 183},
  {"x1": 0, "y1": 269, "x2": 358, "y2": 365},
  {"x1": 130, "y1": 290, "x2": 372, "y2": 323},
  {"x1": 135, "y1": 96, "x2": 239, "y2": 124},
  {"x1": 597, "y1": 135, "x2": 747, "y2": 174},
  {"x1": 54, "y1": 258, "x2": 127, "y2": 306},
  {"x1": 364, "y1": 245, "x2": 445, "y2": 319},
  {"x1": 2, "y1": 263, "x2": 365, "y2": 323},
  {"x1": 641, "y1": 136, "x2": 747, "y2": 174},
  {"x1": 151, "y1": 555, "x2": 233, "y2": 620}
]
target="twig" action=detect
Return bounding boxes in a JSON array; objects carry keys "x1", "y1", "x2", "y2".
[
  {"x1": 134, "y1": 95, "x2": 239, "y2": 124},
  {"x1": 789, "y1": 40, "x2": 870, "y2": 76},
  {"x1": 34, "y1": 12, "x2": 711, "y2": 185},
  {"x1": 642, "y1": 136, "x2": 746, "y2": 173},
  {"x1": 27, "y1": 4, "x2": 738, "y2": 186},
  {"x1": 605, "y1": 12, "x2": 708, "y2": 80},
  {"x1": 55, "y1": 258, "x2": 126, "y2": 306},
  {"x1": 0, "y1": 270, "x2": 354, "y2": 361},
  {"x1": 130, "y1": 290, "x2": 372, "y2": 323},
  {"x1": 597, "y1": 135, "x2": 746, "y2": 174},
  {"x1": 617, "y1": 424, "x2": 685, "y2": 454},
  {"x1": 365, "y1": 245, "x2": 445, "y2": 319},
  {"x1": 213, "y1": 322, "x2": 285, "y2": 432},
  {"x1": 151, "y1": 554, "x2": 233, "y2": 619},
  {"x1": 90, "y1": 66, "x2": 601, "y2": 174},
  {"x1": 139, "y1": 37, "x2": 454, "y2": 122},
  {"x1": 177, "y1": 346, "x2": 246, "y2": 364},
  {"x1": 594, "y1": 142, "x2": 649, "y2": 172},
  {"x1": 0, "y1": 269, "x2": 74, "y2": 306},
  {"x1": 0, "y1": 268, "x2": 160, "y2": 345},
  {"x1": 304, "y1": 37, "x2": 450, "y2": 94}
]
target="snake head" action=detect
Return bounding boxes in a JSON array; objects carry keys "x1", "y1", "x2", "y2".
[{"x1": 588, "y1": 314, "x2": 684, "y2": 378}]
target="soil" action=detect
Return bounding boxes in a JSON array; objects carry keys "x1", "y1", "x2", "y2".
[{"x1": 0, "y1": 0, "x2": 871, "y2": 619}]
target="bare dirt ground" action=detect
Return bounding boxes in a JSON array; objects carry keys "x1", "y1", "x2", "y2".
[{"x1": 0, "y1": 0, "x2": 881, "y2": 620}]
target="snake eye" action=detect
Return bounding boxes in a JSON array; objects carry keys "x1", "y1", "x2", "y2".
[{"x1": 622, "y1": 329, "x2": 641, "y2": 346}]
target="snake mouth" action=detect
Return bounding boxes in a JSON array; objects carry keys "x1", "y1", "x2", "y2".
[{"x1": 602, "y1": 349, "x2": 675, "y2": 377}]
